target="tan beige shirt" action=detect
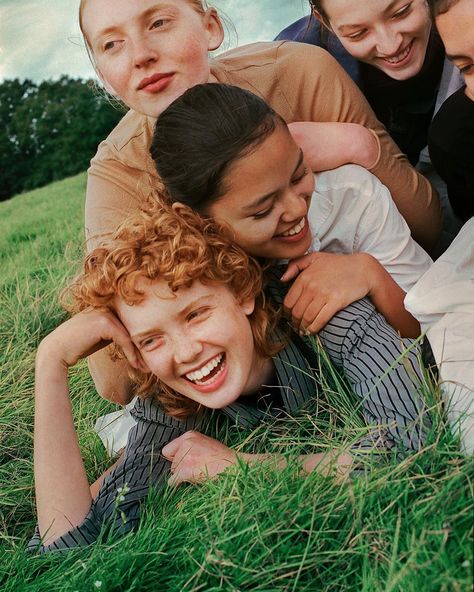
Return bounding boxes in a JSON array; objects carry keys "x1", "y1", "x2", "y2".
[{"x1": 85, "y1": 41, "x2": 441, "y2": 252}]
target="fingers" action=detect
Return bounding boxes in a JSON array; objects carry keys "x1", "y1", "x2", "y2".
[
  {"x1": 280, "y1": 253, "x2": 316, "y2": 283},
  {"x1": 304, "y1": 302, "x2": 339, "y2": 335},
  {"x1": 162, "y1": 431, "x2": 194, "y2": 460}
]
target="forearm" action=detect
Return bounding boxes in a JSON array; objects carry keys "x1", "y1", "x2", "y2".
[
  {"x1": 364, "y1": 254, "x2": 421, "y2": 338},
  {"x1": 88, "y1": 347, "x2": 134, "y2": 404},
  {"x1": 239, "y1": 450, "x2": 352, "y2": 479},
  {"x1": 34, "y1": 343, "x2": 92, "y2": 544},
  {"x1": 289, "y1": 122, "x2": 379, "y2": 172}
]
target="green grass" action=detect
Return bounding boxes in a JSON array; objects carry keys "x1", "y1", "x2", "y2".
[{"x1": 0, "y1": 175, "x2": 473, "y2": 591}]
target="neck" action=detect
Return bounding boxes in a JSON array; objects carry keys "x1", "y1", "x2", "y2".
[{"x1": 241, "y1": 355, "x2": 274, "y2": 397}]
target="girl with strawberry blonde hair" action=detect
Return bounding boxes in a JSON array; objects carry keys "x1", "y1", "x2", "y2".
[{"x1": 31, "y1": 203, "x2": 429, "y2": 551}]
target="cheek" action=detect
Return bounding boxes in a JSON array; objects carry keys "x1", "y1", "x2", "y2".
[{"x1": 339, "y1": 39, "x2": 374, "y2": 61}]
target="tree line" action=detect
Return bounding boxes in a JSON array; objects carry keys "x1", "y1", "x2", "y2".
[{"x1": 0, "y1": 76, "x2": 126, "y2": 201}]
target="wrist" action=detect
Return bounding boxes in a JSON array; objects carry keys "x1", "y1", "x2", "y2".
[{"x1": 352, "y1": 128, "x2": 380, "y2": 169}]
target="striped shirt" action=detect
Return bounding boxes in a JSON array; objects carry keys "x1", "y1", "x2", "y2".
[{"x1": 28, "y1": 294, "x2": 429, "y2": 552}]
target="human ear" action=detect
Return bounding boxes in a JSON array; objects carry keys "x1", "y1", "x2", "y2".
[
  {"x1": 242, "y1": 296, "x2": 256, "y2": 317},
  {"x1": 97, "y1": 69, "x2": 119, "y2": 97},
  {"x1": 203, "y1": 8, "x2": 224, "y2": 51},
  {"x1": 312, "y1": 8, "x2": 332, "y2": 32}
]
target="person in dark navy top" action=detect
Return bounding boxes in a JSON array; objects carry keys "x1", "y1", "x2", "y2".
[
  {"x1": 30, "y1": 204, "x2": 430, "y2": 553},
  {"x1": 276, "y1": 1, "x2": 453, "y2": 165}
]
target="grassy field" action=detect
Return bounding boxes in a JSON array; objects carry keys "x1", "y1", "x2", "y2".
[{"x1": 0, "y1": 175, "x2": 472, "y2": 591}]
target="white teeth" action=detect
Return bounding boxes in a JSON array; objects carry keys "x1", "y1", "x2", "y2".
[
  {"x1": 383, "y1": 43, "x2": 411, "y2": 64},
  {"x1": 185, "y1": 353, "x2": 223, "y2": 383},
  {"x1": 281, "y1": 218, "x2": 305, "y2": 237}
]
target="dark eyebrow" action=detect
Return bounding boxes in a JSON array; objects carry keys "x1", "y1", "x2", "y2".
[
  {"x1": 338, "y1": 0, "x2": 405, "y2": 33},
  {"x1": 242, "y1": 149, "x2": 304, "y2": 212},
  {"x1": 446, "y1": 53, "x2": 469, "y2": 62}
]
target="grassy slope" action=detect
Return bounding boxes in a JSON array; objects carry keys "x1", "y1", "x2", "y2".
[{"x1": 0, "y1": 175, "x2": 472, "y2": 591}]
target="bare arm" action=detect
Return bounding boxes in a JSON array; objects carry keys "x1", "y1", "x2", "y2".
[
  {"x1": 35, "y1": 343, "x2": 92, "y2": 545},
  {"x1": 288, "y1": 121, "x2": 379, "y2": 172},
  {"x1": 282, "y1": 252, "x2": 420, "y2": 338},
  {"x1": 88, "y1": 348, "x2": 134, "y2": 405},
  {"x1": 162, "y1": 431, "x2": 353, "y2": 487},
  {"x1": 34, "y1": 311, "x2": 143, "y2": 545}
]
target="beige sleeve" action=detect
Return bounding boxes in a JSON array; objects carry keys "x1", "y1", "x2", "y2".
[
  {"x1": 84, "y1": 155, "x2": 156, "y2": 252},
  {"x1": 274, "y1": 42, "x2": 441, "y2": 254}
]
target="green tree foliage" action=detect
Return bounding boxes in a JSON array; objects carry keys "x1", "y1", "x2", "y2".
[{"x1": 0, "y1": 76, "x2": 126, "y2": 201}]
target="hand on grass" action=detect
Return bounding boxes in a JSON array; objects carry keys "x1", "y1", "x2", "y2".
[{"x1": 162, "y1": 431, "x2": 238, "y2": 487}]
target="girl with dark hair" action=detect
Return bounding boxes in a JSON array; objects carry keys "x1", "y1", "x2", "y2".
[
  {"x1": 79, "y1": 0, "x2": 442, "y2": 404},
  {"x1": 151, "y1": 83, "x2": 431, "y2": 339},
  {"x1": 31, "y1": 203, "x2": 429, "y2": 552}
]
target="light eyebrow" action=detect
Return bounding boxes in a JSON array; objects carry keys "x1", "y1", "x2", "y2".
[
  {"x1": 242, "y1": 149, "x2": 304, "y2": 213},
  {"x1": 91, "y1": 3, "x2": 175, "y2": 46},
  {"x1": 131, "y1": 295, "x2": 215, "y2": 341}
]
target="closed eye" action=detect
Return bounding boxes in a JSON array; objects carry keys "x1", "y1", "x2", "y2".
[
  {"x1": 459, "y1": 64, "x2": 473, "y2": 75},
  {"x1": 392, "y1": 3, "x2": 412, "y2": 19},
  {"x1": 347, "y1": 29, "x2": 367, "y2": 41},
  {"x1": 253, "y1": 203, "x2": 276, "y2": 220},
  {"x1": 139, "y1": 335, "x2": 163, "y2": 351},
  {"x1": 187, "y1": 307, "x2": 212, "y2": 322},
  {"x1": 291, "y1": 166, "x2": 309, "y2": 186}
]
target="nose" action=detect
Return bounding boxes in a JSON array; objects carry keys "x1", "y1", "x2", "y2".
[
  {"x1": 172, "y1": 333, "x2": 203, "y2": 365},
  {"x1": 132, "y1": 37, "x2": 158, "y2": 68},
  {"x1": 280, "y1": 188, "x2": 309, "y2": 223},
  {"x1": 374, "y1": 26, "x2": 403, "y2": 56}
]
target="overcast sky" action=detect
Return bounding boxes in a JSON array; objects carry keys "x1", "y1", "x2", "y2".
[{"x1": 0, "y1": 1, "x2": 310, "y2": 83}]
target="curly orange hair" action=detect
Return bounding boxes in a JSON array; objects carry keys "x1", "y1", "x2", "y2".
[{"x1": 64, "y1": 202, "x2": 282, "y2": 418}]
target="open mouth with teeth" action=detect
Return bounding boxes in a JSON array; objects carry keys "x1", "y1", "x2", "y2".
[
  {"x1": 276, "y1": 217, "x2": 307, "y2": 240},
  {"x1": 381, "y1": 41, "x2": 413, "y2": 66},
  {"x1": 184, "y1": 353, "x2": 226, "y2": 387}
]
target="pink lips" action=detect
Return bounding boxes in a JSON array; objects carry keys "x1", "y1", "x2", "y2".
[
  {"x1": 137, "y1": 72, "x2": 174, "y2": 93},
  {"x1": 276, "y1": 217, "x2": 309, "y2": 243}
]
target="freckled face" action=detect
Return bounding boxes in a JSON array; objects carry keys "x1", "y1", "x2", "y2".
[
  {"x1": 81, "y1": 0, "x2": 224, "y2": 117},
  {"x1": 318, "y1": 0, "x2": 432, "y2": 80},
  {"x1": 115, "y1": 280, "x2": 266, "y2": 409},
  {"x1": 206, "y1": 123, "x2": 315, "y2": 261},
  {"x1": 436, "y1": 0, "x2": 474, "y2": 101}
]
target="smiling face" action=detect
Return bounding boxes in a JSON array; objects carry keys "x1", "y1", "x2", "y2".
[
  {"x1": 80, "y1": 0, "x2": 224, "y2": 117},
  {"x1": 115, "y1": 280, "x2": 269, "y2": 409},
  {"x1": 435, "y1": 0, "x2": 474, "y2": 101},
  {"x1": 316, "y1": 0, "x2": 432, "y2": 80},
  {"x1": 205, "y1": 122, "x2": 315, "y2": 261}
]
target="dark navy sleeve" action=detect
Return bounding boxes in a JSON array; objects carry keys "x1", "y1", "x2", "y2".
[
  {"x1": 274, "y1": 15, "x2": 362, "y2": 85},
  {"x1": 28, "y1": 400, "x2": 213, "y2": 552}
]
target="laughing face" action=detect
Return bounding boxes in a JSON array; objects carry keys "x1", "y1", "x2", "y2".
[
  {"x1": 316, "y1": 0, "x2": 432, "y2": 80},
  {"x1": 115, "y1": 280, "x2": 270, "y2": 409},
  {"x1": 81, "y1": 0, "x2": 224, "y2": 117},
  {"x1": 205, "y1": 122, "x2": 315, "y2": 261},
  {"x1": 435, "y1": 0, "x2": 474, "y2": 101}
]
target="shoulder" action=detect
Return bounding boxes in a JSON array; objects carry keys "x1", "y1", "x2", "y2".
[
  {"x1": 274, "y1": 16, "x2": 322, "y2": 44},
  {"x1": 211, "y1": 40, "x2": 339, "y2": 80},
  {"x1": 315, "y1": 164, "x2": 384, "y2": 198},
  {"x1": 91, "y1": 108, "x2": 156, "y2": 173}
]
